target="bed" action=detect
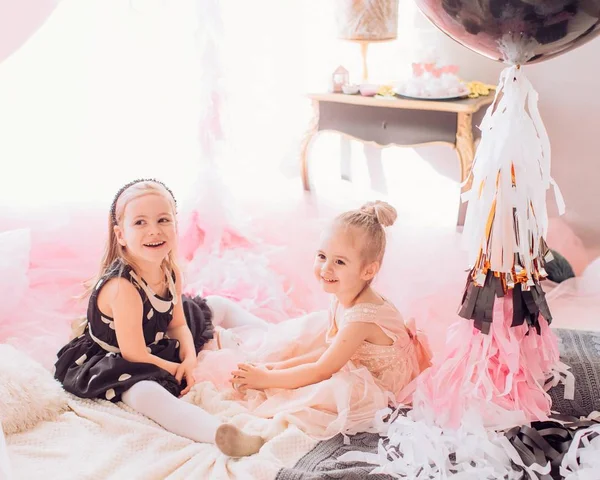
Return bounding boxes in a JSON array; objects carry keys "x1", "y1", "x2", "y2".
[{"x1": 3, "y1": 328, "x2": 599, "y2": 480}]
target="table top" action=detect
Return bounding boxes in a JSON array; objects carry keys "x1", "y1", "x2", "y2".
[{"x1": 308, "y1": 92, "x2": 495, "y2": 114}]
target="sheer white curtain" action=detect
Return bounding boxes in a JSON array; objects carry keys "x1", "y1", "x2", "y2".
[
  {"x1": 0, "y1": 0, "x2": 204, "y2": 209},
  {"x1": 0, "y1": 0, "x2": 423, "y2": 212},
  {"x1": 217, "y1": 0, "x2": 423, "y2": 179}
]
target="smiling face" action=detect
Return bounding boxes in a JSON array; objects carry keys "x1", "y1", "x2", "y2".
[
  {"x1": 313, "y1": 224, "x2": 378, "y2": 300},
  {"x1": 114, "y1": 193, "x2": 177, "y2": 268}
]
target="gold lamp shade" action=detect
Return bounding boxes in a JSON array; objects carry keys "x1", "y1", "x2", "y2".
[{"x1": 336, "y1": 0, "x2": 399, "y2": 42}]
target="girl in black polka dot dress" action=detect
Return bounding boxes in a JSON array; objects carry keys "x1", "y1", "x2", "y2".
[{"x1": 54, "y1": 179, "x2": 265, "y2": 457}]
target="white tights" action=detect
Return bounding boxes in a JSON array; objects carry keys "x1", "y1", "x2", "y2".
[
  {"x1": 121, "y1": 298, "x2": 267, "y2": 444},
  {"x1": 122, "y1": 381, "x2": 220, "y2": 444},
  {"x1": 205, "y1": 295, "x2": 269, "y2": 330}
]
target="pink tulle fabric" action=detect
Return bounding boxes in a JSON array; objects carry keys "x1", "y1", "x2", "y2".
[
  {"x1": 194, "y1": 298, "x2": 431, "y2": 439},
  {"x1": 412, "y1": 293, "x2": 561, "y2": 430},
  {"x1": 0, "y1": 194, "x2": 596, "y2": 439},
  {"x1": 0, "y1": 208, "x2": 104, "y2": 370},
  {"x1": 0, "y1": 201, "x2": 324, "y2": 370}
]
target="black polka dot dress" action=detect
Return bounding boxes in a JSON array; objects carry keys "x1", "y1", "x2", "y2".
[{"x1": 54, "y1": 260, "x2": 214, "y2": 402}]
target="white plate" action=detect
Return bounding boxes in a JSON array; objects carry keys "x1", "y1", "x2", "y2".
[{"x1": 393, "y1": 86, "x2": 470, "y2": 100}]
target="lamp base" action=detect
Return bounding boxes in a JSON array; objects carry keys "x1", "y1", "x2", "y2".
[{"x1": 359, "y1": 41, "x2": 369, "y2": 82}]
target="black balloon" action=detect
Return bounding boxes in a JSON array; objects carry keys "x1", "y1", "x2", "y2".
[{"x1": 414, "y1": 0, "x2": 600, "y2": 64}]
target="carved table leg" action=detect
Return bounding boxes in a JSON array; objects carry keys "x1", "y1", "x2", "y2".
[
  {"x1": 455, "y1": 112, "x2": 475, "y2": 227},
  {"x1": 364, "y1": 144, "x2": 387, "y2": 194},
  {"x1": 340, "y1": 137, "x2": 352, "y2": 182},
  {"x1": 300, "y1": 100, "x2": 320, "y2": 191}
]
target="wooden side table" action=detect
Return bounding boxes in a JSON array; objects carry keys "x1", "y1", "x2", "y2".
[{"x1": 299, "y1": 93, "x2": 495, "y2": 226}]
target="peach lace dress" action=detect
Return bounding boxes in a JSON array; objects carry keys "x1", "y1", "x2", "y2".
[{"x1": 241, "y1": 298, "x2": 432, "y2": 439}]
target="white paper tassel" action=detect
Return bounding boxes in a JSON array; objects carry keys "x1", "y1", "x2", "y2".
[
  {"x1": 461, "y1": 66, "x2": 565, "y2": 284},
  {"x1": 338, "y1": 408, "x2": 524, "y2": 479},
  {"x1": 560, "y1": 420, "x2": 600, "y2": 480}
]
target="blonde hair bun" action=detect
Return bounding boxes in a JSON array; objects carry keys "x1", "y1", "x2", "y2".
[{"x1": 360, "y1": 201, "x2": 397, "y2": 227}]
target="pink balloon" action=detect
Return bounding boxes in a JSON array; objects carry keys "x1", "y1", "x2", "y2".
[{"x1": 0, "y1": 0, "x2": 59, "y2": 64}]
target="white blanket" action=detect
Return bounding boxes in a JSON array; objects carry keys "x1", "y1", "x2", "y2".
[{"x1": 7, "y1": 382, "x2": 317, "y2": 480}]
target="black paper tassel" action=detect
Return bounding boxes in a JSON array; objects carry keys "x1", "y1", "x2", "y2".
[
  {"x1": 505, "y1": 414, "x2": 600, "y2": 479},
  {"x1": 458, "y1": 270, "x2": 552, "y2": 335}
]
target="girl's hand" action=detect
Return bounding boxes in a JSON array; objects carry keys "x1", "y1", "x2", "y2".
[
  {"x1": 163, "y1": 360, "x2": 180, "y2": 377},
  {"x1": 176, "y1": 357, "x2": 197, "y2": 397},
  {"x1": 231, "y1": 363, "x2": 272, "y2": 390}
]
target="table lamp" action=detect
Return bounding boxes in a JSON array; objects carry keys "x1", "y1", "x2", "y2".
[{"x1": 335, "y1": 0, "x2": 399, "y2": 82}]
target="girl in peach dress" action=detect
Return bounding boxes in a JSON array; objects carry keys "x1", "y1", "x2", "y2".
[{"x1": 228, "y1": 201, "x2": 432, "y2": 439}]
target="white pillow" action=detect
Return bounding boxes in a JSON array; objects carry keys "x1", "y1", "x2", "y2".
[
  {"x1": 0, "y1": 228, "x2": 30, "y2": 321},
  {"x1": 0, "y1": 344, "x2": 68, "y2": 435}
]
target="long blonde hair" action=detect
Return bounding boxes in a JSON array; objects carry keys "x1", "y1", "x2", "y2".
[{"x1": 83, "y1": 180, "x2": 179, "y2": 298}]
